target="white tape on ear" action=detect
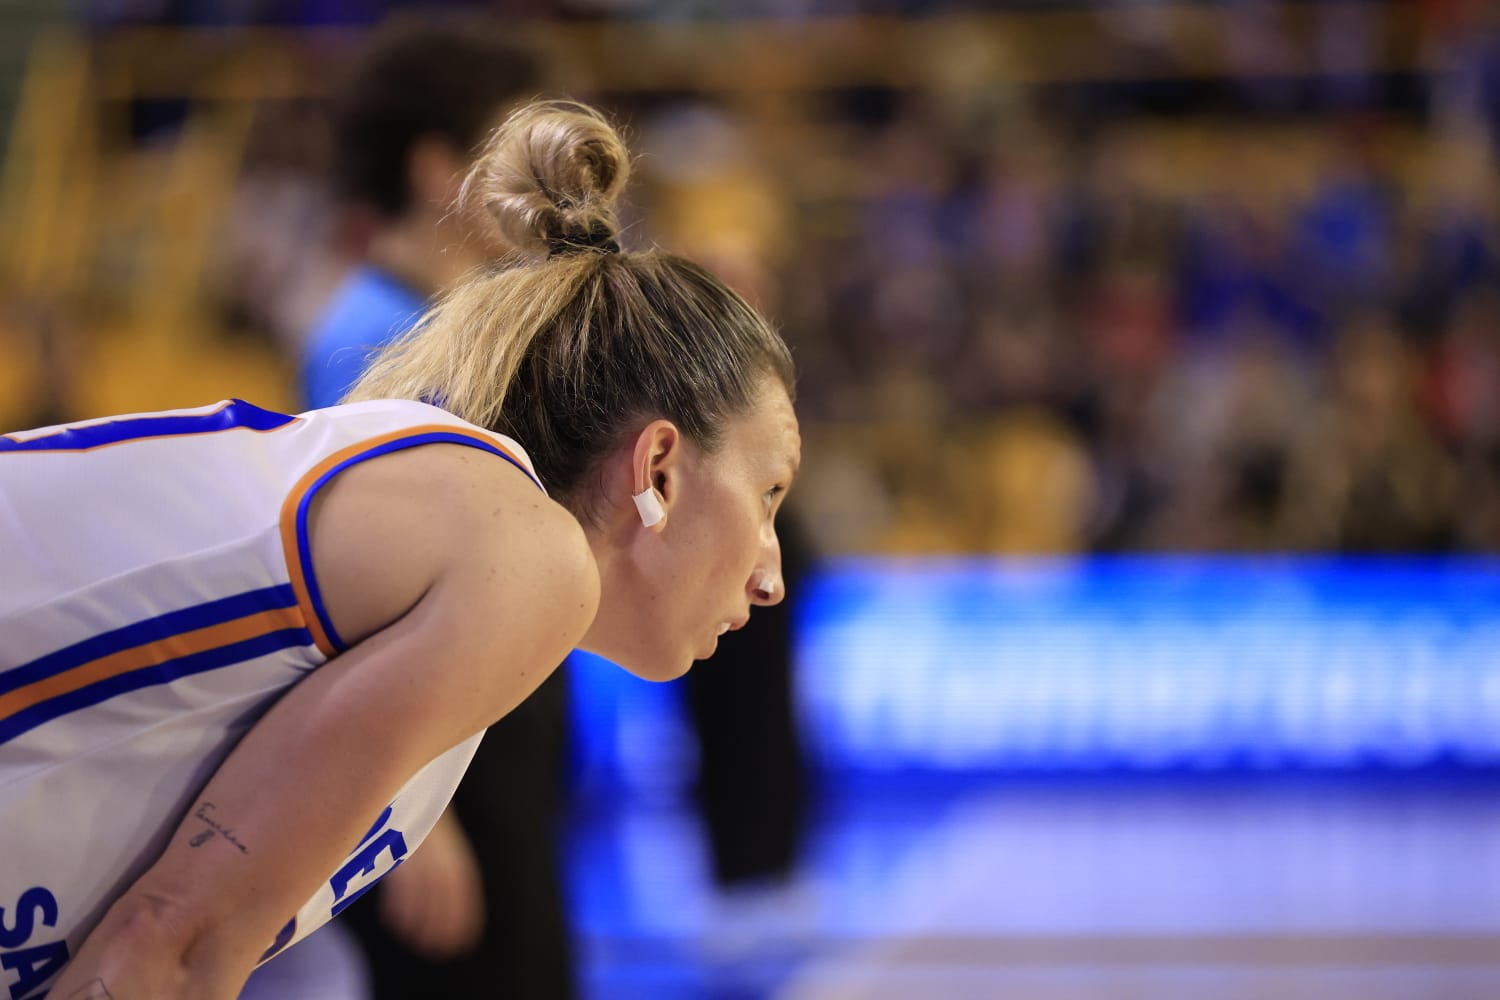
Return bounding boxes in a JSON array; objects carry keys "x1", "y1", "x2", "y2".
[{"x1": 633, "y1": 488, "x2": 664, "y2": 527}]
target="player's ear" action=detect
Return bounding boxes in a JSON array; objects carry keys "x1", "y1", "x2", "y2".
[{"x1": 630, "y1": 419, "x2": 681, "y2": 534}]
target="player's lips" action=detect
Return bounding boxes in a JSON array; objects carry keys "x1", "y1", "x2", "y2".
[{"x1": 717, "y1": 618, "x2": 748, "y2": 635}]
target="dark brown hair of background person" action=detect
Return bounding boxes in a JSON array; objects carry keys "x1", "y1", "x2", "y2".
[{"x1": 331, "y1": 17, "x2": 540, "y2": 220}]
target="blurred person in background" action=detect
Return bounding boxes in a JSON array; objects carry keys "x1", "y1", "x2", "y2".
[
  {"x1": 302, "y1": 17, "x2": 537, "y2": 410},
  {"x1": 295, "y1": 20, "x2": 577, "y2": 1000}
]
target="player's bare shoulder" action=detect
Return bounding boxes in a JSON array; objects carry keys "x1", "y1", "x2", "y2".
[
  {"x1": 307, "y1": 441, "x2": 597, "y2": 652},
  {"x1": 439, "y1": 443, "x2": 600, "y2": 644}
]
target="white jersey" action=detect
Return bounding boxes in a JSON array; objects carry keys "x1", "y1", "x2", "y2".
[{"x1": 0, "y1": 398, "x2": 544, "y2": 997}]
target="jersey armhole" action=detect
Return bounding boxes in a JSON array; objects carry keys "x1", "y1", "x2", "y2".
[{"x1": 278, "y1": 426, "x2": 544, "y2": 657}]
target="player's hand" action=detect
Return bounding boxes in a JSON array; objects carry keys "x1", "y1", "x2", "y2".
[{"x1": 377, "y1": 808, "x2": 485, "y2": 959}]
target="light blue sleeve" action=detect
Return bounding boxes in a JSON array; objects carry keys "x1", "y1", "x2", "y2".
[{"x1": 300, "y1": 270, "x2": 427, "y2": 410}]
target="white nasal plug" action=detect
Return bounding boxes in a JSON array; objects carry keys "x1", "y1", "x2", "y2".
[
  {"x1": 756, "y1": 571, "x2": 778, "y2": 599},
  {"x1": 633, "y1": 488, "x2": 664, "y2": 528}
]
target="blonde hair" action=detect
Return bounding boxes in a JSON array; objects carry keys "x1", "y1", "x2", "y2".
[{"x1": 347, "y1": 100, "x2": 794, "y2": 514}]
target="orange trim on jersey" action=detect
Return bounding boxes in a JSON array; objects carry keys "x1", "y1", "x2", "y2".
[
  {"x1": 278, "y1": 424, "x2": 540, "y2": 660},
  {"x1": 0, "y1": 606, "x2": 304, "y2": 720}
]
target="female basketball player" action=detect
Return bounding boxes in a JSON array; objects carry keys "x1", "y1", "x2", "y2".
[{"x1": 0, "y1": 100, "x2": 798, "y2": 1000}]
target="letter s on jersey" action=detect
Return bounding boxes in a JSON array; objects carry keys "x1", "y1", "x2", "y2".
[{"x1": 0, "y1": 887, "x2": 70, "y2": 1000}]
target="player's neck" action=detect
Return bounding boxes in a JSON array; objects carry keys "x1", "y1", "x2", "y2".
[{"x1": 366, "y1": 212, "x2": 489, "y2": 300}]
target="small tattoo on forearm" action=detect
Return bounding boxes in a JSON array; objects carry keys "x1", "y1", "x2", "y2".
[
  {"x1": 189, "y1": 800, "x2": 250, "y2": 854},
  {"x1": 64, "y1": 980, "x2": 113, "y2": 999}
]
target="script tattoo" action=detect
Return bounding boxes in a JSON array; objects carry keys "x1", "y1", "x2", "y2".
[
  {"x1": 63, "y1": 980, "x2": 114, "y2": 999},
  {"x1": 189, "y1": 800, "x2": 250, "y2": 854}
]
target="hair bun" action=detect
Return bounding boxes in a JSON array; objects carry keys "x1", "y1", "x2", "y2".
[{"x1": 463, "y1": 100, "x2": 630, "y2": 259}]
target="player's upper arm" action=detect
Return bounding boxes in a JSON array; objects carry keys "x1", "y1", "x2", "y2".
[
  {"x1": 308, "y1": 439, "x2": 599, "y2": 752},
  {"x1": 356, "y1": 444, "x2": 598, "y2": 741}
]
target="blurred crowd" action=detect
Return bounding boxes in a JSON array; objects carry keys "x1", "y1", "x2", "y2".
[
  {"x1": 758, "y1": 100, "x2": 1500, "y2": 557},
  {"x1": 618, "y1": 5, "x2": 1500, "y2": 558},
  {"x1": 5, "y1": 2, "x2": 1500, "y2": 560}
]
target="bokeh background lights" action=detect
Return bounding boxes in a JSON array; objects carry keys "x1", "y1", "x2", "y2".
[{"x1": 796, "y1": 557, "x2": 1500, "y2": 772}]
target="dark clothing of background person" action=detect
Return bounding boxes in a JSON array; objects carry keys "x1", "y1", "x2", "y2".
[
  {"x1": 686, "y1": 507, "x2": 812, "y2": 888},
  {"x1": 339, "y1": 672, "x2": 574, "y2": 1000}
]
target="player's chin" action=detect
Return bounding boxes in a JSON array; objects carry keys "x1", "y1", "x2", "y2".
[
  {"x1": 651, "y1": 659, "x2": 696, "y2": 682},
  {"x1": 622, "y1": 650, "x2": 697, "y2": 683}
]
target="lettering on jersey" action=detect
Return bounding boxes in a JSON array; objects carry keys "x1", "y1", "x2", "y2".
[
  {"x1": 329, "y1": 806, "x2": 409, "y2": 918},
  {"x1": 257, "y1": 806, "x2": 409, "y2": 965},
  {"x1": 258, "y1": 917, "x2": 297, "y2": 965},
  {"x1": 0, "y1": 887, "x2": 69, "y2": 1000}
]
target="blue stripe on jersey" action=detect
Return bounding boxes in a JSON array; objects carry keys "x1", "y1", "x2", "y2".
[
  {"x1": 0, "y1": 585, "x2": 299, "y2": 697},
  {"x1": 0, "y1": 627, "x2": 313, "y2": 744},
  {"x1": 0, "y1": 399, "x2": 295, "y2": 452},
  {"x1": 293, "y1": 430, "x2": 544, "y2": 655}
]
